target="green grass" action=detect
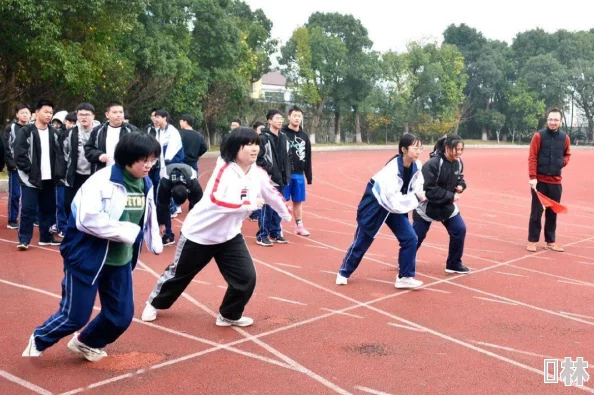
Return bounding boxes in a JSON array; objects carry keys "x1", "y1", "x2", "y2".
[{"x1": 0, "y1": 171, "x2": 7, "y2": 180}]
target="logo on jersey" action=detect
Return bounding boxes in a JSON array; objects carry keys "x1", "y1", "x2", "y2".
[
  {"x1": 126, "y1": 193, "x2": 145, "y2": 211},
  {"x1": 240, "y1": 188, "x2": 248, "y2": 200}
]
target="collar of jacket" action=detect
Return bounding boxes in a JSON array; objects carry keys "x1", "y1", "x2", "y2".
[
  {"x1": 109, "y1": 165, "x2": 153, "y2": 196},
  {"x1": 396, "y1": 155, "x2": 417, "y2": 177}
]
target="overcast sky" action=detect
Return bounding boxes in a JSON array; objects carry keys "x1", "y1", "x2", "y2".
[{"x1": 246, "y1": 0, "x2": 593, "y2": 54}]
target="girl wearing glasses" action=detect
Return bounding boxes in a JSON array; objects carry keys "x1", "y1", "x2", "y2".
[
  {"x1": 336, "y1": 134, "x2": 426, "y2": 289},
  {"x1": 23, "y1": 132, "x2": 163, "y2": 361},
  {"x1": 412, "y1": 135, "x2": 469, "y2": 274}
]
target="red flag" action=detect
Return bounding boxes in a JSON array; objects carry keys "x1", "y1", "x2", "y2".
[{"x1": 534, "y1": 189, "x2": 568, "y2": 214}]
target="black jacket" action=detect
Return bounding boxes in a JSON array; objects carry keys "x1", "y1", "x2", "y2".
[
  {"x1": 179, "y1": 128, "x2": 208, "y2": 167},
  {"x1": 84, "y1": 122, "x2": 139, "y2": 173},
  {"x1": 157, "y1": 163, "x2": 203, "y2": 225},
  {"x1": 0, "y1": 128, "x2": 4, "y2": 172},
  {"x1": 419, "y1": 153, "x2": 466, "y2": 222},
  {"x1": 282, "y1": 125, "x2": 312, "y2": 184},
  {"x1": 3, "y1": 121, "x2": 27, "y2": 170},
  {"x1": 14, "y1": 123, "x2": 65, "y2": 189},
  {"x1": 537, "y1": 128, "x2": 566, "y2": 177},
  {"x1": 256, "y1": 128, "x2": 292, "y2": 187}
]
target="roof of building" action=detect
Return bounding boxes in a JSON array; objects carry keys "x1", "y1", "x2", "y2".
[{"x1": 261, "y1": 70, "x2": 286, "y2": 86}]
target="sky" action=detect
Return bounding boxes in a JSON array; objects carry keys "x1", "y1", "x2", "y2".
[{"x1": 245, "y1": 0, "x2": 593, "y2": 54}]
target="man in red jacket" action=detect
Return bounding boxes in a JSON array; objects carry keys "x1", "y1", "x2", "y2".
[{"x1": 527, "y1": 108, "x2": 571, "y2": 252}]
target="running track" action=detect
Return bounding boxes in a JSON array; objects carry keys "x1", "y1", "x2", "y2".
[{"x1": 0, "y1": 148, "x2": 593, "y2": 394}]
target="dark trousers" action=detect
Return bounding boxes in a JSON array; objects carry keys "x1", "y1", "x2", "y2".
[
  {"x1": 8, "y1": 170, "x2": 21, "y2": 222},
  {"x1": 55, "y1": 185, "x2": 67, "y2": 232},
  {"x1": 529, "y1": 182, "x2": 562, "y2": 243},
  {"x1": 256, "y1": 204, "x2": 282, "y2": 240},
  {"x1": 64, "y1": 173, "x2": 91, "y2": 219},
  {"x1": 19, "y1": 181, "x2": 56, "y2": 244},
  {"x1": 148, "y1": 234, "x2": 256, "y2": 320},
  {"x1": 339, "y1": 213, "x2": 418, "y2": 278},
  {"x1": 33, "y1": 263, "x2": 134, "y2": 351},
  {"x1": 413, "y1": 213, "x2": 466, "y2": 269}
]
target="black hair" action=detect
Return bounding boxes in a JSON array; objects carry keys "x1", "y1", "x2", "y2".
[
  {"x1": 252, "y1": 121, "x2": 265, "y2": 130},
  {"x1": 231, "y1": 118, "x2": 241, "y2": 125},
  {"x1": 266, "y1": 109, "x2": 282, "y2": 120},
  {"x1": 35, "y1": 99, "x2": 55, "y2": 111},
  {"x1": 180, "y1": 114, "x2": 194, "y2": 127},
  {"x1": 105, "y1": 102, "x2": 123, "y2": 112},
  {"x1": 75, "y1": 102, "x2": 95, "y2": 114},
  {"x1": 114, "y1": 132, "x2": 161, "y2": 168},
  {"x1": 220, "y1": 127, "x2": 260, "y2": 163},
  {"x1": 386, "y1": 134, "x2": 420, "y2": 164},
  {"x1": 288, "y1": 106, "x2": 303, "y2": 116},
  {"x1": 547, "y1": 107, "x2": 563, "y2": 118},
  {"x1": 155, "y1": 109, "x2": 169, "y2": 120},
  {"x1": 171, "y1": 184, "x2": 189, "y2": 205},
  {"x1": 65, "y1": 112, "x2": 77, "y2": 123},
  {"x1": 150, "y1": 107, "x2": 158, "y2": 114},
  {"x1": 433, "y1": 134, "x2": 464, "y2": 157},
  {"x1": 15, "y1": 103, "x2": 31, "y2": 113}
]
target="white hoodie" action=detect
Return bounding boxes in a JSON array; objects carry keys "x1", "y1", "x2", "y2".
[{"x1": 182, "y1": 158, "x2": 292, "y2": 245}]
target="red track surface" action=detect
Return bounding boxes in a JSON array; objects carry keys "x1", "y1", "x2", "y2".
[{"x1": 1, "y1": 148, "x2": 593, "y2": 394}]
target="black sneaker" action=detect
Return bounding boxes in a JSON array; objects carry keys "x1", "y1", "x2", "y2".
[
  {"x1": 39, "y1": 238, "x2": 61, "y2": 246},
  {"x1": 256, "y1": 238, "x2": 273, "y2": 247},
  {"x1": 162, "y1": 236, "x2": 175, "y2": 246},
  {"x1": 7, "y1": 221, "x2": 18, "y2": 229},
  {"x1": 270, "y1": 235, "x2": 289, "y2": 244},
  {"x1": 17, "y1": 242, "x2": 29, "y2": 251},
  {"x1": 445, "y1": 265, "x2": 470, "y2": 274}
]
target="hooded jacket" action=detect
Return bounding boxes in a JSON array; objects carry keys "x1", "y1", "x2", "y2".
[
  {"x1": 84, "y1": 122, "x2": 140, "y2": 173},
  {"x1": 256, "y1": 128, "x2": 292, "y2": 187},
  {"x1": 281, "y1": 125, "x2": 312, "y2": 184}
]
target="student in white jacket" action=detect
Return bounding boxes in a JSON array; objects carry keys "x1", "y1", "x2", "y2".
[
  {"x1": 23, "y1": 132, "x2": 163, "y2": 361},
  {"x1": 142, "y1": 128, "x2": 292, "y2": 326},
  {"x1": 336, "y1": 134, "x2": 426, "y2": 289}
]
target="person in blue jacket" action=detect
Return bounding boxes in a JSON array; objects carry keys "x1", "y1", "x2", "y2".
[
  {"x1": 22, "y1": 132, "x2": 163, "y2": 361},
  {"x1": 336, "y1": 134, "x2": 426, "y2": 289}
]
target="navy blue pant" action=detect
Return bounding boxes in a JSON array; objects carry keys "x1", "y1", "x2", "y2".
[
  {"x1": 413, "y1": 214, "x2": 466, "y2": 269},
  {"x1": 8, "y1": 170, "x2": 20, "y2": 223},
  {"x1": 55, "y1": 185, "x2": 67, "y2": 232},
  {"x1": 19, "y1": 182, "x2": 55, "y2": 244},
  {"x1": 33, "y1": 263, "x2": 134, "y2": 351},
  {"x1": 249, "y1": 209, "x2": 261, "y2": 221},
  {"x1": 257, "y1": 204, "x2": 282, "y2": 240},
  {"x1": 339, "y1": 213, "x2": 418, "y2": 278}
]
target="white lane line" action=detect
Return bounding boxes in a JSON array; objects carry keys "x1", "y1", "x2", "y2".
[
  {"x1": 305, "y1": 244, "x2": 329, "y2": 249},
  {"x1": 321, "y1": 270, "x2": 337, "y2": 275},
  {"x1": 354, "y1": 385, "x2": 394, "y2": 395},
  {"x1": 0, "y1": 369, "x2": 53, "y2": 395},
  {"x1": 474, "y1": 297, "x2": 518, "y2": 306},
  {"x1": 268, "y1": 296, "x2": 307, "y2": 306},
  {"x1": 424, "y1": 288, "x2": 451, "y2": 294},
  {"x1": 387, "y1": 323, "x2": 427, "y2": 332},
  {"x1": 559, "y1": 312, "x2": 594, "y2": 320},
  {"x1": 273, "y1": 263, "x2": 302, "y2": 269},
  {"x1": 494, "y1": 271, "x2": 528, "y2": 278},
  {"x1": 557, "y1": 280, "x2": 593, "y2": 287},
  {"x1": 320, "y1": 308, "x2": 364, "y2": 319},
  {"x1": 367, "y1": 278, "x2": 394, "y2": 285},
  {"x1": 192, "y1": 279, "x2": 212, "y2": 285}
]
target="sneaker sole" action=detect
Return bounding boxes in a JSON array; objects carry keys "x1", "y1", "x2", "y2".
[
  {"x1": 39, "y1": 242, "x2": 61, "y2": 246},
  {"x1": 67, "y1": 338, "x2": 107, "y2": 362},
  {"x1": 163, "y1": 242, "x2": 175, "y2": 246},
  {"x1": 271, "y1": 240, "x2": 289, "y2": 244},
  {"x1": 7, "y1": 225, "x2": 18, "y2": 229},
  {"x1": 395, "y1": 283, "x2": 423, "y2": 289},
  {"x1": 141, "y1": 314, "x2": 157, "y2": 322},
  {"x1": 445, "y1": 269, "x2": 470, "y2": 274},
  {"x1": 256, "y1": 241, "x2": 273, "y2": 247},
  {"x1": 17, "y1": 245, "x2": 28, "y2": 251},
  {"x1": 295, "y1": 232, "x2": 310, "y2": 237},
  {"x1": 215, "y1": 320, "x2": 253, "y2": 327}
]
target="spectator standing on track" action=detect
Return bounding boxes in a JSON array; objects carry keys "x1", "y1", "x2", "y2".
[
  {"x1": 14, "y1": 100, "x2": 65, "y2": 250},
  {"x1": 282, "y1": 106, "x2": 312, "y2": 236},
  {"x1": 527, "y1": 108, "x2": 571, "y2": 252},
  {"x1": 412, "y1": 135, "x2": 469, "y2": 274},
  {"x1": 62, "y1": 103, "x2": 97, "y2": 222},
  {"x1": 141, "y1": 128, "x2": 291, "y2": 326},
  {"x1": 84, "y1": 102, "x2": 139, "y2": 173},
  {"x1": 22, "y1": 133, "x2": 163, "y2": 361},
  {"x1": 3, "y1": 103, "x2": 32, "y2": 230},
  {"x1": 248, "y1": 121, "x2": 266, "y2": 222},
  {"x1": 255, "y1": 109, "x2": 292, "y2": 246},
  {"x1": 178, "y1": 114, "x2": 207, "y2": 172},
  {"x1": 336, "y1": 134, "x2": 426, "y2": 288}
]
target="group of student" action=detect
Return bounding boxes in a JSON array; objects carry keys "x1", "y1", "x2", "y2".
[{"x1": 13, "y1": 103, "x2": 569, "y2": 363}]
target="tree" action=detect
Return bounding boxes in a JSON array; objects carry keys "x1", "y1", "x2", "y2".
[{"x1": 503, "y1": 85, "x2": 545, "y2": 143}]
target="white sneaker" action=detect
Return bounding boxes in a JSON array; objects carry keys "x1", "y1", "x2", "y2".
[
  {"x1": 176, "y1": 206, "x2": 182, "y2": 214},
  {"x1": 215, "y1": 313, "x2": 253, "y2": 327},
  {"x1": 336, "y1": 273, "x2": 348, "y2": 285},
  {"x1": 141, "y1": 303, "x2": 158, "y2": 322},
  {"x1": 67, "y1": 332, "x2": 107, "y2": 362},
  {"x1": 22, "y1": 334, "x2": 43, "y2": 357},
  {"x1": 395, "y1": 277, "x2": 423, "y2": 289}
]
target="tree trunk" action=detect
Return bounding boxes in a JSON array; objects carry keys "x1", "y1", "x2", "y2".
[
  {"x1": 404, "y1": 123, "x2": 409, "y2": 135},
  {"x1": 310, "y1": 101, "x2": 325, "y2": 145},
  {"x1": 354, "y1": 108, "x2": 362, "y2": 143},
  {"x1": 481, "y1": 126, "x2": 488, "y2": 141},
  {"x1": 334, "y1": 109, "x2": 341, "y2": 144},
  {"x1": 496, "y1": 129, "x2": 500, "y2": 144},
  {"x1": 511, "y1": 129, "x2": 516, "y2": 144}
]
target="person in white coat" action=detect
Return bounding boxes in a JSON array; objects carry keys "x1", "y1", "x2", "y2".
[
  {"x1": 142, "y1": 127, "x2": 292, "y2": 326},
  {"x1": 336, "y1": 134, "x2": 426, "y2": 289},
  {"x1": 23, "y1": 132, "x2": 163, "y2": 361}
]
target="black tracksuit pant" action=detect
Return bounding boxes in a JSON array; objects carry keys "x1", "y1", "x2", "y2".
[
  {"x1": 528, "y1": 181, "x2": 562, "y2": 243},
  {"x1": 147, "y1": 233, "x2": 256, "y2": 320}
]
